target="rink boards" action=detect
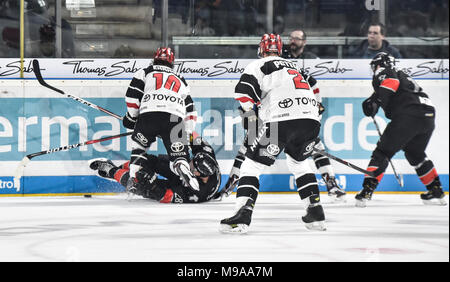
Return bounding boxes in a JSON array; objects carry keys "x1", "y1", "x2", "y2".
[{"x1": 0, "y1": 59, "x2": 448, "y2": 195}]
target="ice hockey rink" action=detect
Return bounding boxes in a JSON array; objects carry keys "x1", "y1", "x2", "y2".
[{"x1": 0, "y1": 192, "x2": 447, "y2": 262}]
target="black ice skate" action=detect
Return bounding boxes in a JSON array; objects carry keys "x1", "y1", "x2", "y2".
[
  {"x1": 219, "y1": 198, "x2": 254, "y2": 234},
  {"x1": 421, "y1": 179, "x2": 447, "y2": 206},
  {"x1": 302, "y1": 204, "x2": 326, "y2": 231},
  {"x1": 89, "y1": 158, "x2": 116, "y2": 178},
  {"x1": 174, "y1": 161, "x2": 199, "y2": 191},
  {"x1": 323, "y1": 173, "x2": 346, "y2": 202},
  {"x1": 355, "y1": 178, "x2": 378, "y2": 207}
]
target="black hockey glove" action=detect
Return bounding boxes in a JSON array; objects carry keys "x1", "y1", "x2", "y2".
[
  {"x1": 123, "y1": 112, "x2": 137, "y2": 129},
  {"x1": 362, "y1": 96, "x2": 380, "y2": 117}
]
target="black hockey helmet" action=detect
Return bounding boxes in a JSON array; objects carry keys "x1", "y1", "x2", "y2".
[
  {"x1": 193, "y1": 152, "x2": 217, "y2": 177},
  {"x1": 370, "y1": 52, "x2": 395, "y2": 72}
]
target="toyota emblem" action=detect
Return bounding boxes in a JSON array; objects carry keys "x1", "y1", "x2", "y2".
[{"x1": 278, "y1": 98, "x2": 293, "y2": 108}]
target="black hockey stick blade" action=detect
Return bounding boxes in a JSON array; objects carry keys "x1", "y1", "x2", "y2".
[
  {"x1": 32, "y1": 59, "x2": 123, "y2": 120},
  {"x1": 313, "y1": 148, "x2": 375, "y2": 177}
]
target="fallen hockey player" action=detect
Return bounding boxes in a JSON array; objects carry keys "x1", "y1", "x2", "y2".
[{"x1": 89, "y1": 137, "x2": 221, "y2": 203}]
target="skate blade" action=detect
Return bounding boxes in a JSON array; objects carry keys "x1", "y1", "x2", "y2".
[
  {"x1": 219, "y1": 223, "x2": 249, "y2": 234},
  {"x1": 355, "y1": 199, "x2": 368, "y2": 208},
  {"x1": 422, "y1": 198, "x2": 447, "y2": 206},
  {"x1": 304, "y1": 221, "x2": 327, "y2": 231}
]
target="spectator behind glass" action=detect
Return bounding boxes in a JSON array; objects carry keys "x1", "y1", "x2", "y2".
[
  {"x1": 38, "y1": 17, "x2": 75, "y2": 58},
  {"x1": 353, "y1": 23, "x2": 402, "y2": 59},
  {"x1": 281, "y1": 29, "x2": 318, "y2": 59}
]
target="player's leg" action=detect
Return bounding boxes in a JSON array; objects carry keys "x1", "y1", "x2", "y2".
[
  {"x1": 162, "y1": 114, "x2": 199, "y2": 191},
  {"x1": 220, "y1": 123, "x2": 281, "y2": 234},
  {"x1": 355, "y1": 117, "x2": 414, "y2": 207},
  {"x1": 284, "y1": 119, "x2": 326, "y2": 231},
  {"x1": 312, "y1": 139, "x2": 346, "y2": 201},
  {"x1": 403, "y1": 118, "x2": 446, "y2": 205}
]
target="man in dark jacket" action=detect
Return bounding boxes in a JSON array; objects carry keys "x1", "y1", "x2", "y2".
[
  {"x1": 282, "y1": 29, "x2": 319, "y2": 59},
  {"x1": 353, "y1": 23, "x2": 402, "y2": 59}
]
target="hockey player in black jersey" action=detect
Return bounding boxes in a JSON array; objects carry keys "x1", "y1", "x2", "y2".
[
  {"x1": 89, "y1": 136, "x2": 221, "y2": 203},
  {"x1": 219, "y1": 34, "x2": 327, "y2": 233},
  {"x1": 356, "y1": 52, "x2": 447, "y2": 207},
  {"x1": 123, "y1": 47, "x2": 199, "y2": 193}
]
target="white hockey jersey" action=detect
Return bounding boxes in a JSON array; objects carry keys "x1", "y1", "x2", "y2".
[
  {"x1": 235, "y1": 56, "x2": 320, "y2": 123},
  {"x1": 125, "y1": 64, "x2": 197, "y2": 132}
]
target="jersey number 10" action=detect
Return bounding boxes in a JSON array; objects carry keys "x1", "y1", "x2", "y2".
[{"x1": 153, "y1": 73, "x2": 181, "y2": 93}]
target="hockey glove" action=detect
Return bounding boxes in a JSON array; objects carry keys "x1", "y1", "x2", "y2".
[
  {"x1": 362, "y1": 96, "x2": 380, "y2": 117},
  {"x1": 123, "y1": 112, "x2": 137, "y2": 129}
]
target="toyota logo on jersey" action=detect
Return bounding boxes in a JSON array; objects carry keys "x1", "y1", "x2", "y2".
[
  {"x1": 171, "y1": 142, "x2": 185, "y2": 153},
  {"x1": 278, "y1": 98, "x2": 294, "y2": 108},
  {"x1": 303, "y1": 140, "x2": 316, "y2": 156},
  {"x1": 266, "y1": 144, "x2": 280, "y2": 156},
  {"x1": 135, "y1": 133, "x2": 148, "y2": 146}
]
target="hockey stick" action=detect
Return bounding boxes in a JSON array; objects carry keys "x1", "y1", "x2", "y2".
[
  {"x1": 312, "y1": 148, "x2": 375, "y2": 177},
  {"x1": 13, "y1": 132, "x2": 132, "y2": 183},
  {"x1": 32, "y1": 59, "x2": 123, "y2": 120},
  {"x1": 371, "y1": 117, "x2": 404, "y2": 187}
]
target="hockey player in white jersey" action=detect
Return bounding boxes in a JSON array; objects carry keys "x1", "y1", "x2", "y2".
[
  {"x1": 219, "y1": 72, "x2": 347, "y2": 202},
  {"x1": 123, "y1": 47, "x2": 199, "y2": 192},
  {"x1": 219, "y1": 34, "x2": 327, "y2": 233}
]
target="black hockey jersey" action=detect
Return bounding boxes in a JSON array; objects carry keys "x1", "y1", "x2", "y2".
[
  {"x1": 372, "y1": 67, "x2": 435, "y2": 119},
  {"x1": 153, "y1": 137, "x2": 221, "y2": 203}
]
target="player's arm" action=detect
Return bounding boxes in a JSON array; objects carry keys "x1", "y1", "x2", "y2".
[
  {"x1": 184, "y1": 94, "x2": 198, "y2": 136},
  {"x1": 123, "y1": 69, "x2": 146, "y2": 129},
  {"x1": 374, "y1": 68, "x2": 400, "y2": 109},
  {"x1": 234, "y1": 72, "x2": 262, "y2": 112}
]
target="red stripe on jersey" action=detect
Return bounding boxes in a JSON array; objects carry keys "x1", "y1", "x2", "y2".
[
  {"x1": 126, "y1": 102, "x2": 139, "y2": 109},
  {"x1": 160, "y1": 189, "x2": 174, "y2": 203},
  {"x1": 419, "y1": 168, "x2": 438, "y2": 186},
  {"x1": 192, "y1": 131, "x2": 200, "y2": 140},
  {"x1": 380, "y1": 78, "x2": 400, "y2": 92},
  {"x1": 313, "y1": 88, "x2": 320, "y2": 94},
  {"x1": 236, "y1": 96, "x2": 256, "y2": 104},
  {"x1": 366, "y1": 166, "x2": 384, "y2": 182},
  {"x1": 114, "y1": 168, "x2": 128, "y2": 183},
  {"x1": 122, "y1": 161, "x2": 130, "y2": 170}
]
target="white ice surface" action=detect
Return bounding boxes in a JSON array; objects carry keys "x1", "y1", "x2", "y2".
[{"x1": 0, "y1": 193, "x2": 448, "y2": 262}]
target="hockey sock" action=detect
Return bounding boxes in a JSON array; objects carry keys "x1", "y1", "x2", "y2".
[
  {"x1": 414, "y1": 159, "x2": 439, "y2": 187},
  {"x1": 236, "y1": 176, "x2": 259, "y2": 203},
  {"x1": 114, "y1": 169, "x2": 130, "y2": 187},
  {"x1": 296, "y1": 173, "x2": 320, "y2": 204}
]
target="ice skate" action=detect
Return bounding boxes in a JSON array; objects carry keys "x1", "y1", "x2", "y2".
[
  {"x1": 220, "y1": 198, "x2": 254, "y2": 234},
  {"x1": 421, "y1": 179, "x2": 447, "y2": 206},
  {"x1": 174, "y1": 161, "x2": 199, "y2": 191},
  {"x1": 323, "y1": 174, "x2": 346, "y2": 202},
  {"x1": 355, "y1": 178, "x2": 378, "y2": 207},
  {"x1": 88, "y1": 158, "x2": 116, "y2": 178},
  {"x1": 302, "y1": 204, "x2": 326, "y2": 231}
]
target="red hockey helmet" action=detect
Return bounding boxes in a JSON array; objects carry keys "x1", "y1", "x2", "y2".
[
  {"x1": 258, "y1": 33, "x2": 283, "y2": 57},
  {"x1": 154, "y1": 47, "x2": 175, "y2": 67}
]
